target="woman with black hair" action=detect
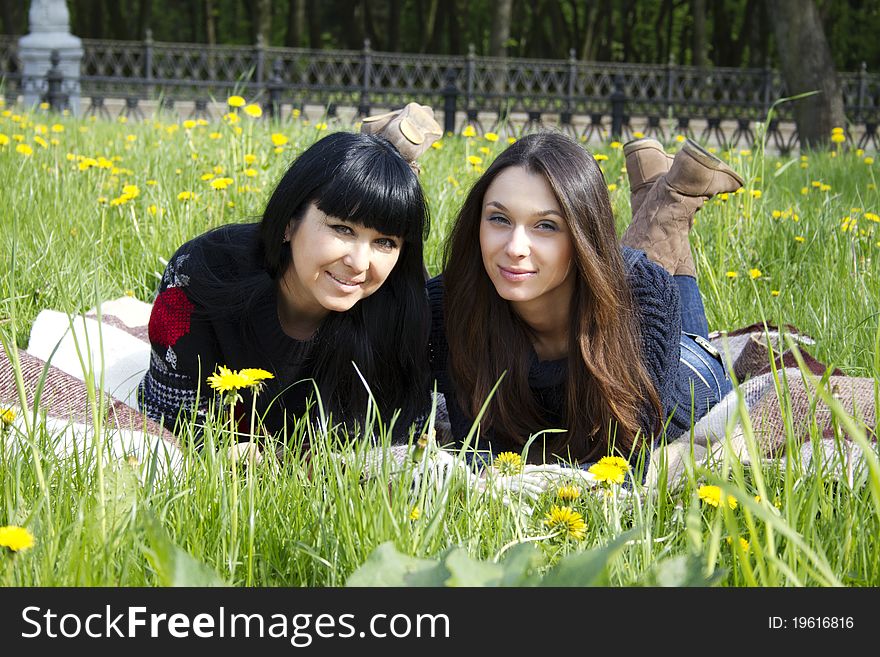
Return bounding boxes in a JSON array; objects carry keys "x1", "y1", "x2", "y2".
[{"x1": 139, "y1": 127, "x2": 437, "y2": 446}]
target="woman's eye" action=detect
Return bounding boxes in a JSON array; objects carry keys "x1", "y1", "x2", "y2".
[
  {"x1": 536, "y1": 221, "x2": 559, "y2": 231},
  {"x1": 331, "y1": 224, "x2": 354, "y2": 236},
  {"x1": 375, "y1": 237, "x2": 399, "y2": 250},
  {"x1": 487, "y1": 214, "x2": 510, "y2": 225}
]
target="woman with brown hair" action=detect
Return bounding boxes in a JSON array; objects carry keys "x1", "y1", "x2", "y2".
[{"x1": 429, "y1": 131, "x2": 743, "y2": 467}]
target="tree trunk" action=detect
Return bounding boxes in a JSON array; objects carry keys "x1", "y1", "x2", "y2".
[
  {"x1": 138, "y1": 0, "x2": 152, "y2": 40},
  {"x1": 205, "y1": 0, "x2": 216, "y2": 45},
  {"x1": 767, "y1": 0, "x2": 845, "y2": 147},
  {"x1": 105, "y1": 0, "x2": 126, "y2": 40},
  {"x1": 286, "y1": 0, "x2": 303, "y2": 47},
  {"x1": 692, "y1": 0, "x2": 706, "y2": 67},
  {"x1": 489, "y1": 0, "x2": 513, "y2": 57},
  {"x1": 306, "y1": 0, "x2": 322, "y2": 48},
  {"x1": 362, "y1": 0, "x2": 383, "y2": 50},
  {"x1": 255, "y1": 0, "x2": 273, "y2": 44},
  {"x1": 388, "y1": 0, "x2": 401, "y2": 51},
  {"x1": 446, "y1": 0, "x2": 461, "y2": 54}
]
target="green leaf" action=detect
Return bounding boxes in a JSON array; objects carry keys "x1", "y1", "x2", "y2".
[
  {"x1": 346, "y1": 541, "x2": 446, "y2": 587},
  {"x1": 539, "y1": 529, "x2": 638, "y2": 587},
  {"x1": 498, "y1": 542, "x2": 545, "y2": 587},
  {"x1": 647, "y1": 553, "x2": 724, "y2": 587},
  {"x1": 443, "y1": 548, "x2": 504, "y2": 586},
  {"x1": 142, "y1": 514, "x2": 227, "y2": 587}
]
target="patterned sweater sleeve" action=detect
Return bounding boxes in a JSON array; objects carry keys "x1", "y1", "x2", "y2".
[
  {"x1": 626, "y1": 250, "x2": 683, "y2": 439},
  {"x1": 138, "y1": 249, "x2": 220, "y2": 436}
]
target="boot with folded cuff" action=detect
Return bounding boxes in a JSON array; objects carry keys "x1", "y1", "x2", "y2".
[
  {"x1": 621, "y1": 138, "x2": 744, "y2": 278},
  {"x1": 360, "y1": 103, "x2": 443, "y2": 173}
]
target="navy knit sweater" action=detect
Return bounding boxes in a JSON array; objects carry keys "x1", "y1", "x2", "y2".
[
  {"x1": 138, "y1": 223, "x2": 323, "y2": 438},
  {"x1": 427, "y1": 246, "x2": 686, "y2": 461}
]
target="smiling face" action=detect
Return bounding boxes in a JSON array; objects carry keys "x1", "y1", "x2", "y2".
[
  {"x1": 279, "y1": 203, "x2": 402, "y2": 332},
  {"x1": 479, "y1": 166, "x2": 575, "y2": 317}
]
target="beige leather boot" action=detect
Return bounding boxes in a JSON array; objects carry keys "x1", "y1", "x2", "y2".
[
  {"x1": 621, "y1": 139, "x2": 744, "y2": 277},
  {"x1": 624, "y1": 138, "x2": 674, "y2": 217},
  {"x1": 360, "y1": 102, "x2": 443, "y2": 173}
]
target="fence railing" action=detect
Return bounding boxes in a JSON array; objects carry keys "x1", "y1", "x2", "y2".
[{"x1": 2, "y1": 33, "x2": 880, "y2": 151}]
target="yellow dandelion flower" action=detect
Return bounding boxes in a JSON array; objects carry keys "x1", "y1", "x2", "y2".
[
  {"x1": 771, "y1": 290, "x2": 780, "y2": 297},
  {"x1": 210, "y1": 177, "x2": 234, "y2": 190},
  {"x1": 675, "y1": 134, "x2": 686, "y2": 143},
  {"x1": 177, "y1": 190, "x2": 196, "y2": 201},
  {"x1": 507, "y1": 137, "x2": 516, "y2": 144},
  {"x1": 556, "y1": 484, "x2": 581, "y2": 501},
  {"x1": 609, "y1": 141, "x2": 622, "y2": 149},
  {"x1": 597, "y1": 455, "x2": 630, "y2": 471},
  {"x1": 97, "y1": 196, "x2": 107, "y2": 204},
  {"x1": 698, "y1": 484, "x2": 738, "y2": 509},
  {"x1": 430, "y1": 141, "x2": 443, "y2": 150},
  {"x1": 632, "y1": 131, "x2": 644, "y2": 139},
  {"x1": 771, "y1": 210, "x2": 782, "y2": 218},
  {"x1": 291, "y1": 108, "x2": 301, "y2": 118},
  {"x1": 484, "y1": 132, "x2": 499, "y2": 142},
  {"x1": 125, "y1": 134, "x2": 137, "y2": 142},
  {"x1": 467, "y1": 155, "x2": 482, "y2": 166},
  {"x1": 0, "y1": 525, "x2": 35, "y2": 552},
  {"x1": 718, "y1": 192, "x2": 729, "y2": 201},
  {"x1": 209, "y1": 132, "x2": 222, "y2": 140},
  {"x1": 865, "y1": 157, "x2": 874, "y2": 165},
  {"x1": 238, "y1": 368, "x2": 275, "y2": 386},
  {"x1": 831, "y1": 126, "x2": 844, "y2": 134},
  {"x1": 271, "y1": 133, "x2": 289, "y2": 146},
  {"x1": 244, "y1": 153, "x2": 257, "y2": 165},
  {"x1": 1, "y1": 407, "x2": 15, "y2": 426},
  {"x1": 800, "y1": 186, "x2": 809, "y2": 195},
  {"x1": 206, "y1": 365, "x2": 250, "y2": 393},
  {"x1": 182, "y1": 119, "x2": 197, "y2": 130},
  {"x1": 750, "y1": 189, "x2": 762, "y2": 199},
  {"x1": 200, "y1": 172, "x2": 215, "y2": 181},
  {"x1": 544, "y1": 506, "x2": 587, "y2": 541},
  {"x1": 227, "y1": 95, "x2": 246, "y2": 107},
  {"x1": 122, "y1": 184, "x2": 140, "y2": 198},
  {"x1": 16, "y1": 143, "x2": 33, "y2": 156},
  {"x1": 594, "y1": 153, "x2": 608, "y2": 161},
  {"x1": 0, "y1": 134, "x2": 8, "y2": 146},
  {"x1": 820, "y1": 183, "x2": 831, "y2": 192},
  {"x1": 243, "y1": 104, "x2": 263, "y2": 118},
  {"x1": 462, "y1": 125, "x2": 476, "y2": 137},
  {"x1": 726, "y1": 536, "x2": 750, "y2": 553},
  {"x1": 493, "y1": 451, "x2": 523, "y2": 475},
  {"x1": 748, "y1": 268, "x2": 761, "y2": 279},
  {"x1": 726, "y1": 271, "x2": 738, "y2": 279},
  {"x1": 478, "y1": 146, "x2": 490, "y2": 155},
  {"x1": 831, "y1": 133, "x2": 845, "y2": 144},
  {"x1": 607, "y1": 183, "x2": 617, "y2": 192},
  {"x1": 147, "y1": 204, "x2": 158, "y2": 216},
  {"x1": 588, "y1": 461, "x2": 626, "y2": 485},
  {"x1": 223, "y1": 112, "x2": 240, "y2": 125},
  {"x1": 409, "y1": 507, "x2": 421, "y2": 521},
  {"x1": 244, "y1": 168, "x2": 257, "y2": 177}
]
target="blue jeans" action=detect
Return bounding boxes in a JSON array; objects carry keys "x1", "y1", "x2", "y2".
[{"x1": 674, "y1": 275, "x2": 732, "y2": 421}]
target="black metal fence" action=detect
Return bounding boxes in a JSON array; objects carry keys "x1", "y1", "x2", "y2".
[{"x1": 2, "y1": 32, "x2": 880, "y2": 151}]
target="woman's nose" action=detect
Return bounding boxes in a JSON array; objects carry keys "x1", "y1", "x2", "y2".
[
  {"x1": 342, "y1": 241, "x2": 370, "y2": 272},
  {"x1": 505, "y1": 227, "x2": 530, "y2": 258}
]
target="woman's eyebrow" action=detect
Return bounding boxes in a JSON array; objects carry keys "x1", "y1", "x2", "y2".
[{"x1": 485, "y1": 200, "x2": 562, "y2": 218}]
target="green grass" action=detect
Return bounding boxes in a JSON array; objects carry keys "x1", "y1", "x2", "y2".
[{"x1": 0, "y1": 105, "x2": 878, "y2": 586}]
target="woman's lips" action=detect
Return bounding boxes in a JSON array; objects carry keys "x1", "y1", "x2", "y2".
[
  {"x1": 498, "y1": 266, "x2": 536, "y2": 282},
  {"x1": 326, "y1": 271, "x2": 365, "y2": 290}
]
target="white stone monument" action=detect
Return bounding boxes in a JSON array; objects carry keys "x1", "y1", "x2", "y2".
[{"x1": 18, "y1": 0, "x2": 83, "y2": 112}]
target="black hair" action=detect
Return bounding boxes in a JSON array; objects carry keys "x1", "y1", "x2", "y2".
[{"x1": 187, "y1": 132, "x2": 431, "y2": 440}]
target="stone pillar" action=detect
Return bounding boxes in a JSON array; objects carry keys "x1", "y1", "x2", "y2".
[{"x1": 18, "y1": 0, "x2": 83, "y2": 113}]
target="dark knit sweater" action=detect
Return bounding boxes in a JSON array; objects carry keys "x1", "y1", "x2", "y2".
[
  {"x1": 138, "y1": 223, "x2": 323, "y2": 438},
  {"x1": 427, "y1": 246, "x2": 686, "y2": 459}
]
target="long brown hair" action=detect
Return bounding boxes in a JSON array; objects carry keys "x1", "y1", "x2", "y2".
[{"x1": 443, "y1": 132, "x2": 662, "y2": 462}]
